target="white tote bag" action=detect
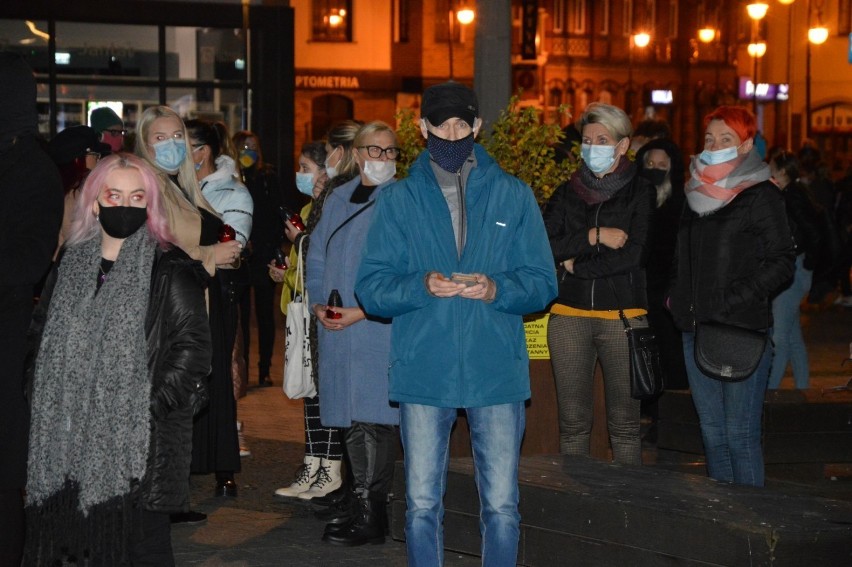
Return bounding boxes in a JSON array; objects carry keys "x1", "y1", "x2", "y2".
[{"x1": 283, "y1": 238, "x2": 316, "y2": 399}]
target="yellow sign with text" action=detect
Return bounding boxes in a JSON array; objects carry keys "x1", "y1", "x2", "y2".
[{"x1": 524, "y1": 312, "x2": 550, "y2": 360}]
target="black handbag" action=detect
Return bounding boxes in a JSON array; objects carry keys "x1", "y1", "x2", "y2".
[
  {"x1": 607, "y1": 280, "x2": 665, "y2": 400},
  {"x1": 694, "y1": 321, "x2": 767, "y2": 382}
]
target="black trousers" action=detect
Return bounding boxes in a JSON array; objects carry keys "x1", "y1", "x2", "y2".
[
  {"x1": 240, "y1": 260, "x2": 276, "y2": 379},
  {"x1": 344, "y1": 422, "x2": 397, "y2": 498}
]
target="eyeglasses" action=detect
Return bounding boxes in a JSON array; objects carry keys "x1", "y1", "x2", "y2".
[
  {"x1": 358, "y1": 145, "x2": 401, "y2": 160},
  {"x1": 103, "y1": 128, "x2": 126, "y2": 136}
]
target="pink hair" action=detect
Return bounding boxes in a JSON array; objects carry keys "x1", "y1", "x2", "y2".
[{"x1": 65, "y1": 153, "x2": 174, "y2": 249}]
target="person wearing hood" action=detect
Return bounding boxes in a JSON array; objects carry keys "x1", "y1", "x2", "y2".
[
  {"x1": 667, "y1": 106, "x2": 794, "y2": 487},
  {"x1": 90, "y1": 107, "x2": 126, "y2": 153},
  {"x1": 635, "y1": 138, "x2": 687, "y2": 389},
  {"x1": 543, "y1": 102, "x2": 655, "y2": 466},
  {"x1": 0, "y1": 52, "x2": 63, "y2": 566}
]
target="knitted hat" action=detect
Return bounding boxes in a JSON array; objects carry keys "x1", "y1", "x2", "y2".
[
  {"x1": 90, "y1": 107, "x2": 123, "y2": 134},
  {"x1": 421, "y1": 81, "x2": 479, "y2": 127},
  {"x1": 48, "y1": 126, "x2": 111, "y2": 165}
]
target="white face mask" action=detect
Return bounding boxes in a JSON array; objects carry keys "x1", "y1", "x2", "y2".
[
  {"x1": 580, "y1": 143, "x2": 617, "y2": 174},
  {"x1": 362, "y1": 160, "x2": 396, "y2": 185},
  {"x1": 324, "y1": 146, "x2": 340, "y2": 179},
  {"x1": 699, "y1": 145, "x2": 740, "y2": 165}
]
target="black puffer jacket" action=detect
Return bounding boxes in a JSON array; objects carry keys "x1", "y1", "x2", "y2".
[
  {"x1": 668, "y1": 180, "x2": 795, "y2": 332},
  {"x1": 28, "y1": 246, "x2": 211, "y2": 513},
  {"x1": 140, "y1": 247, "x2": 211, "y2": 512},
  {"x1": 544, "y1": 171, "x2": 655, "y2": 310}
]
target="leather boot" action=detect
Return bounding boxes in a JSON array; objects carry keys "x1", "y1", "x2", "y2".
[
  {"x1": 316, "y1": 487, "x2": 357, "y2": 526},
  {"x1": 311, "y1": 483, "x2": 349, "y2": 508},
  {"x1": 274, "y1": 456, "x2": 320, "y2": 497},
  {"x1": 322, "y1": 494, "x2": 386, "y2": 546},
  {"x1": 298, "y1": 458, "x2": 343, "y2": 500}
]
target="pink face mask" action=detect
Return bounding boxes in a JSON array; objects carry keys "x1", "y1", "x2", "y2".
[{"x1": 101, "y1": 130, "x2": 125, "y2": 153}]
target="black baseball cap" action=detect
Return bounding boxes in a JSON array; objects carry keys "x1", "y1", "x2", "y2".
[{"x1": 421, "y1": 81, "x2": 479, "y2": 127}]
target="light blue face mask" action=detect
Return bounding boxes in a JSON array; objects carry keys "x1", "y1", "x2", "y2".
[
  {"x1": 699, "y1": 145, "x2": 739, "y2": 165},
  {"x1": 153, "y1": 138, "x2": 187, "y2": 172},
  {"x1": 580, "y1": 143, "x2": 617, "y2": 174},
  {"x1": 295, "y1": 172, "x2": 314, "y2": 196}
]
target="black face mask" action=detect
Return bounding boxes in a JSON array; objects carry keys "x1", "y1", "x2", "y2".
[
  {"x1": 640, "y1": 167, "x2": 668, "y2": 187},
  {"x1": 427, "y1": 132, "x2": 474, "y2": 173},
  {"x1": 98, "y1": 204, "x2": 148, "y2": 239}
]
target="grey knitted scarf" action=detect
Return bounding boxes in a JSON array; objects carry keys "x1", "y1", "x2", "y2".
[{"x1": 27, "y1": 228, "x2": 156, "y2": 514}]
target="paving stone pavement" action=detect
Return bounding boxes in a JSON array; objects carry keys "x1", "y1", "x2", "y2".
[{"x1": 171, "y1": 297, "x2": 852, "y2": 565}]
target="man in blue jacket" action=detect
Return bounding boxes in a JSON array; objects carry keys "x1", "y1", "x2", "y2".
[{"x1": 355, "y1": 82, "x2": 557, "y2": 567}]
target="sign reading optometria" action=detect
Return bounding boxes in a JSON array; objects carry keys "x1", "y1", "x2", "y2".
[{"x1": 296, "y1": 75, "x2": 360, "y2": 89}]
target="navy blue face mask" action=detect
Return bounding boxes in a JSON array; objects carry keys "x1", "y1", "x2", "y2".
[{"x1": 427, "y1": 132, "x2": 474, "y2": 173}]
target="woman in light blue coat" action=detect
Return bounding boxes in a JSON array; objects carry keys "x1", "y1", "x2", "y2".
[{"x1": 306, "y1": 121, "x2": 398, "y2": 547}]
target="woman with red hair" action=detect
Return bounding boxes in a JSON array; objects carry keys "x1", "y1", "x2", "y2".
[{"x1": 667, "y1": 106, "x2": 794, "y2": 487}]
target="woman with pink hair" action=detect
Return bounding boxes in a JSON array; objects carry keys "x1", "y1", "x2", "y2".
[{"x1": 25, "y1": 154, "x2": 212, "y2": 565}]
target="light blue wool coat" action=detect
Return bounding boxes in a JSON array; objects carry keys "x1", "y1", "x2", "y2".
[
  {"x1": 306, "y1": 176, "x2": 398, "y2": 427},
  {"x1": 355, "y1": 146, "x2": 558, "y2": 409}
]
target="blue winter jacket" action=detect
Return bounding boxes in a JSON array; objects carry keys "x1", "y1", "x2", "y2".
[
  {"x1": 306, "y1": 176, "x2": 397, "y2": 427},
  {"x1": 355, "y1": 145, "x2": 557, "y2": 409}
]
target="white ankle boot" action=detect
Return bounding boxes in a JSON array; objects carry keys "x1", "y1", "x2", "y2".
[
  {"x1": 274, "y1": 456, "x2": 321, "y2": 497},
  {"x1": 298, "y1": 458, "x2": 343, "y2": 500}
]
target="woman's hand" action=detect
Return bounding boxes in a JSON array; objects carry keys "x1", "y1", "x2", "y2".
[
  {"x1": 592, "y1": 227, "x2": 628, "y2": 249},
  {"x1": 562, "y1": 258, "x2": 575, "y2": 274},
  {"x1": 214, "y1": 240, "x2": 242, "y2": 266},
  {"x1": 284, "y1": 219, "x2": 304, "y2": 244},
  {"x1": 313, "y1": 304, "x2": 365, "y2": 331},
  {"x1": 268, "y1": 261, "x2": 286, "y2": 283}
]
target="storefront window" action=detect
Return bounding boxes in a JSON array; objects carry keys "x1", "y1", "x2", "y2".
[
  {"x1": 0, "y1": 19, "x2": 50, "y2": 72},
  {"x1": 165, "y1": 26, "x2": 246, "y2": 81},
  {"x1": 56, "y1": 22, "x2": 160, "y2": 79}
]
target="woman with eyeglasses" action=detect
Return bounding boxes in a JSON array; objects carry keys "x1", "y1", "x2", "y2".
[
  {"x1": 305, "y1": 121, "x2": 399, "y2": 546},
  {"x1": 135, "y1": 106, "x2": 243, "y2": 515}
]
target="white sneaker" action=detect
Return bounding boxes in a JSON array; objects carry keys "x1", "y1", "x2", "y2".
[
  {"x1": 275, "y1": 456, "x2": 321, "y2": 497},
  {"x1": 237, "y1": 421, "x2": 251, "y2": 457}
]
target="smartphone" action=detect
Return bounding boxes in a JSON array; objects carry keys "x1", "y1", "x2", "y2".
[{"x1": 450, "y1": 272, "x2": 479, "y2": 287}]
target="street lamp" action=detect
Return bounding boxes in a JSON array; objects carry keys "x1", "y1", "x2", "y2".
[
  {"x1": 747, "y1": 3, "x2": 768, "y2": 115},
  {"x1": 627, "y1": 32, "x2": 651, "y2": 117},
  {"x1": 805, "y1": 0, "x2": 829, "y2": 139},
  {"x1": 447, "y1": 2, "x2": 475, "y2": 80}
]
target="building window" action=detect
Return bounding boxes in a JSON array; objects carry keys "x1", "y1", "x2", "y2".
[
  {"x1": 394, "y1": 0, "x2": 410, "y2": 43},
  {"x1": 840, "y1": 0, "x2": 851, "y2": 35},
  {"x1": 553, "y1": 0, "x2": 566, "y2": 34},
  {"x1": 568, "y1": 0, "x2": 586, "y2": 35},
  {"x1": 668, "y1": 0, "x2": 678, "y2": 39},
  {"x1": 312, "y1": 0, "x2": 352, "y2": 42},
  {"x1": 595, "y1": 0, "x2": 610, "y2": 36}
]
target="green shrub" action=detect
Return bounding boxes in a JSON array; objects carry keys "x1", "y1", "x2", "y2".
[{"x1": 394, "y1": 96, "x2": 577, "y2": 204}]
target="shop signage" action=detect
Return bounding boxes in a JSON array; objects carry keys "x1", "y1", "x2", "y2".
[{"x1": 296, "y1": 75, "x2": 360, "y2": 89}]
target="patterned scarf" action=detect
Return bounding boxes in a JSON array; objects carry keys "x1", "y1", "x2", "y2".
[
  {"x1": 27, "y1": 228, "x2": 156, "y2": 514},
  {"x1": 685, "y1": 149, "x2": 771, "y2": 215},
  {"x1": 571, "y1": 157, "x2": 637, "y2": 205}
]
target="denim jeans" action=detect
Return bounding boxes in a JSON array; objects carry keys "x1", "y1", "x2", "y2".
[
  {"x1": 400, "y1": 402, "x2": 525, "y2": 567},
  {"x1": 769, "y1": 255, "x2": 812, "y2": 389},
  {"x1": 683, "y1": 331, "x2": 771, "y2": 486}
]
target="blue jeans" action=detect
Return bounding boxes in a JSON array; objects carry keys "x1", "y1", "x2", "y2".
[
  {"x1": 683, "y1": 332, "x2": 771, "y2": 487},
  {"x1": 400, "y1": 402, "x2": 525, "y2": 567},
  {"x1": 769, "y1": 255, "x2": 812, "y2": 389}
]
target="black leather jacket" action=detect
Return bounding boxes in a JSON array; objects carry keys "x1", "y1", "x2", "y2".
[
  {"x1": 29, "y1": 246, "x2": 211, "y2": 513},
  {"x1": 668, "y1": 181, "x2": 795, "y2": 332},
  {"x1": 544, "y1": 173, "x2": 655, "y2": 311}
]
